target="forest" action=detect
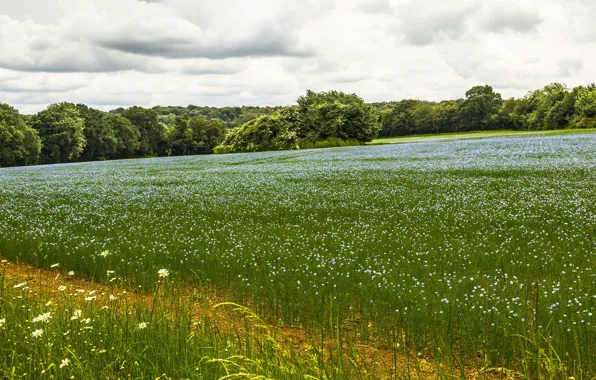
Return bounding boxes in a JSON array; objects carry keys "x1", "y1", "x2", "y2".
[{"x1": 1, "y1": 83, "x2": 596, "y2": 168}]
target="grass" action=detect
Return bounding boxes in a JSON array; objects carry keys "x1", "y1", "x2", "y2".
[
  {"x1": 370, "y1": 127, "x2": 596, "y2": 145},
  {"x1": 0, "y1": 261, "x2": 388, "y2": 379},
  {"x1": 1, "y1": 130, "x2": 596, "y2": 378}
]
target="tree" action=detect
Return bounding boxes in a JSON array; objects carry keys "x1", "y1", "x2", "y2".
[
  {"x1": 104, "y1": 114, "x2": 141, "y2": 159},
  {"x1": 29, "y1": 103, "x2": 86, "y2": 164},
  {"x1": 76, "y1": 104, "x2": 118, "y2": 161},
  {"x1": 458, "y1": 85, "x2": 503, "y2": 131},
  {"x1": 0, "y1": 104, "x2": 41, "y2": 167},
  {"x1": 296, "y1": 90, "x2": 381, "y2": 143},
  {"x1": 524, "y1": 83, "x2": 570, "y2": 130},
  {"x1": 434, "y1": 102, "x2": 459, "y2": 133},
  {"x1": 379, "y1": 100, "x2": 419, "y2": 136},
  {"x1": 185, "y1": 117, "x2": 227, "y2": 154},
  {"x1": 214, "y1": 107, "x2": 299, "y2": 154},
  {"x1": 411, "y1": 102, "x2": 437, "y2": 134},
  {"x1": 496, "y1": 98, "x2": 522, "y2": 130},
  {"x1": 571, "y1": 86, "x2": 596, "y2": 128},
  {"x1": 574, "y1": 87, "x2": 596, "y2": 118},
  {"x1": 122, "y1": 107, "x2": 165, "y2": 156}
]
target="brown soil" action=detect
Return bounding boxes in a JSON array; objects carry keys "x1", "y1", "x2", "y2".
[{"x1": 0, "y1": 258, "x2": 513, "y2": 379}]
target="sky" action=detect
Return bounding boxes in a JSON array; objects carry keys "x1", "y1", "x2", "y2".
[{"x1": 0, "y1": 0, "x2": 595, "y2": 114}]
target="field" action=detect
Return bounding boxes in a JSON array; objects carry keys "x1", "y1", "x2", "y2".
[
  {"x1": 370, "y1": 128, "x2": 596, "y2": 145},
  {"x1": 1, "y1": 130, "x2": 596, "y2": 378}
]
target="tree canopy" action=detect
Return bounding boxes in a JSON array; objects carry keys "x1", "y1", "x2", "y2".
[
  {"x1": 0, "y1": 104, "x2": 41, "y2": 167},
  {"x1": 29, "y1": 103, "x2": 86, "y2": 164},
  {"x1": 2, "y1": 82, "x2": 596, "y2": 168}
]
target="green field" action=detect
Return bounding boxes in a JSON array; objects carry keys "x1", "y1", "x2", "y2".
[
  {"x1": 2, "y1": 131, "x2": 596, "y2": 378},
  {"x1": 370, "y1": 128, "x2": 596, "y2": 145}
]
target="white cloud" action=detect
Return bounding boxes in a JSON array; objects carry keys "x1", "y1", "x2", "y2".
[{"x1": 0, "y1": 0, "x2": 595, "y2": 113}]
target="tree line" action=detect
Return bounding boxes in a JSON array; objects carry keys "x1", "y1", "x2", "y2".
[
  {"x1": 1, "y1": 83, "x2": 596, "y2": 168},
  {"x1": 376, "y1": 83, "x2": 596, "y2": 137},
  {"x1": 133, "y1": 105, "x2": 283, "y2": 128}
]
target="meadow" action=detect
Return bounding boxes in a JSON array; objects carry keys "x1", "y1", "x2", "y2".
[{"x1": 1, "y1": 131, "x2": 596, "y2": 378}]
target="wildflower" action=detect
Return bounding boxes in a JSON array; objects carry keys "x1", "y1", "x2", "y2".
[
  {"x1": 13, "y1": 282, "x2": 27, "y2": 289},
  {"x1": 31, "y1": 329, "x2": 44, "y2": 338},
  {"x1": 45, "y1": 301, "x2": 53, "y2": 306},
  {"x1": 84, "y1": 296, "x2": 97, "y2": 301},
  {"x1": 60, "y1": 358, "x2": 70, "y2": 368},
  {"x1": 100, "y1": 250, "x2": 110, "y2": 258},
  {"x1": 107, "y1": 270, "x2": 114, "y2": 275},
  {"x1": 0, "y1": 318, "x2": 5, "y2": 327},
  {"x1": 138, "y1": 322, "x2": 147, "y2": 329},
  {"x1": 33, "y1": 312, "x2": 52, "y2": 323},
  {"x1": 58, "y1": 285, "x2": 67, "y2": 291},
  {"x1": 158, "y1": 269, "x2": 169, "y2": 278},
  {"x1": 82, "y1": 318, "x2": 91, "y2": 324},
  {"x1": 50, "y1": 263, "x2": 59, "y2": 268},
  {"x1": 68, "y1": 271, "x2": 74, "y2": 276},
  {"x1": 70, "y1": 309, "x2": 82, "y2": 320},
  {"x1": 109, "y1": 295, "x2": 118, "y2": 301}
]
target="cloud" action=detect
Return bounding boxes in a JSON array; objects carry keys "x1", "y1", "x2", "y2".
[
  {"x1": 1, "y1": 0, "x2": 596, "y2": 113},
  {"x1": 556, "y1": 58, "x2": 583, "y2": 77},
  {"x1": 90, "y1": 3, "x2": 312, "y2": 59},
  {"x1": 394, "y1": 0, "x2": 478, "y2": 45},
  {"x1": 479, "y1": 4, "x2": 543, "y2": 33},
  {"x1": 0, "y1": 0, "x2": 312, "y2": 75}
]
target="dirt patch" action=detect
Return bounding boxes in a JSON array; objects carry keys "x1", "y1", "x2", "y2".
[{"x1": 0, "y1": 258, "x2": 509, "y2": 379}]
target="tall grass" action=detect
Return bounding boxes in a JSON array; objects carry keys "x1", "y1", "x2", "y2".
[
  {"x1": 1, "y1": 132, "x2": 596, "y2": 377},
  {"x1": 0, "y1": 267, "x2": 380, "y2": 379}
]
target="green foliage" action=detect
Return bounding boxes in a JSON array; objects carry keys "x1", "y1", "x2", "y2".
[
  {"x1": 457, "y1": 85, "x2": 503, "y2": 131},
  {"x1": 105, "y1": 113, "x2": 141, "y2": 159},
  {"x1": 29, "y1": 103, "x2": 86, "y2": 164},
  {"x1": 76, "y1": 104, "x2": 118, "y2": 162},
  {"x1": 0, "y1": 104, "x2": 41, "y2": 167},
  {"x1": 380, "y1": 100, "x2": 458, "y2": 136},
  {"x1": 4, "y1": 82, "x2": 596, "y2": 167},
  {"x1": 214, "y1": 107, "x2": 299, "y2": 154},
  {"x1": 523, "y1": 83, "x2": 573, "y2": 130},
  {"x1": 0, "y1": 275, "x2": 341, "y2": 379},
  {"x1": 149, "y1": 105, "x2": 283, "y2": 128},
  {"x1": 122, "y1": 107, "x2": 165, "y2": 157},
  {"x1": 169, "y1": 116, "x2": 227, "y2": 155},
  {"x1": 296, "y1": 90, "x2": 381, "y2": 143},
  {"x1": 570, "y1": 85, "x2": 596, "y2": 128}
]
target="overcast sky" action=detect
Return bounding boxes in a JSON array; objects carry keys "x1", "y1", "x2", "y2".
[{"x1": 1, "y1": 0, "x2": 595, "y2": 114}]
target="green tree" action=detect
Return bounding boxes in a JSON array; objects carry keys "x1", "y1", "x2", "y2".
[
  {"x1": 571, "y1": 86, "x2": 596, "y2": 128},
  {"x1": 105, "y1": 114, "x2": 141, "y2": 159},
  {"x1": 185, "y1": 117, "x2": 227, "y2": 154},
  {"x1": 434, "y1": 101, "x2": 459, "y2": 133},
  {"x1": 76, "y1": 104, "x2": 118, "y2": 161},
  {"x1": 379, "y1": 100, "x2": 419, "y2": 136},
  {"x1": 214, "y1": 107, "x2": 299, "y2": 154},
  {"x1": 411, "y1": 102, "x2": 437, "y2": 134},
  {"x1": 574, "y1": 86, "x2": 596, "y2": 118},
  {"x1": 29, "y1": 103, "x2": 86, "y2": 164},
  {"x1": 458, "y1": 85, "x2": 503, "y2": 131},
  {"x1": 0, "y1": 104, "x2": 41, "y2": 167},
  {"x1": 524, "y1": 83, "x2": 570, "y2": 130},
  {"x1": 496, "y1": 98, "x2": 523, "y2": 130},
  {"x1": 170, "y1": 115, "x2": 228, "y2": 156},
  {"x1": 122, "y1": 107, "x2": 165, "y2": 156},
  {"x1": 296, "y1": 90, "x2": 381, "y2": 143}
]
